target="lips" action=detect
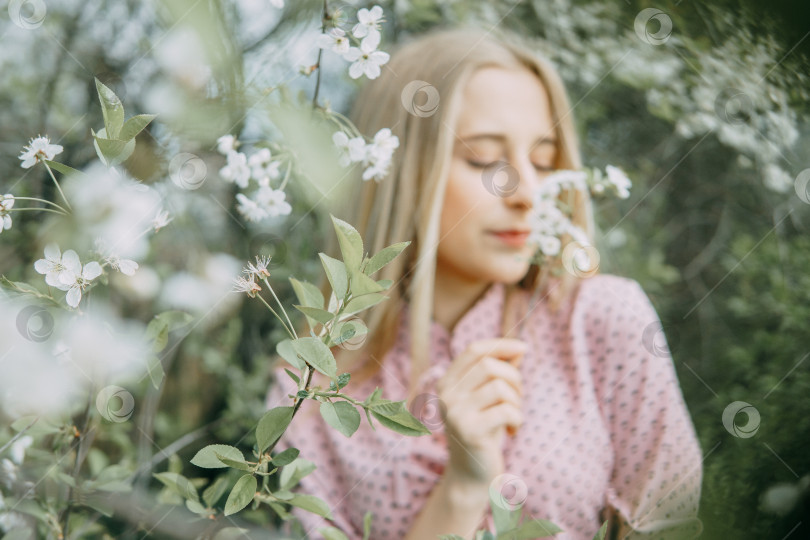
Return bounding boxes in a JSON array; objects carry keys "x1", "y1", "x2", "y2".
[{"x1": 489, "y1": 230, "x2": 530, "y2": 247}]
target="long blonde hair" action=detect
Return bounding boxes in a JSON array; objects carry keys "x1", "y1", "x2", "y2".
[{"x1": 274, "y1": 26, "x2": 595, "y2": 403}]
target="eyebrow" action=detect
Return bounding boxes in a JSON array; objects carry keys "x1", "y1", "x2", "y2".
[{"x1": 457, "y1": 133, "x2": 558, "y2": 147}]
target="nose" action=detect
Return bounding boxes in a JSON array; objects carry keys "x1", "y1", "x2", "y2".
[{"x1": 504, "y1": 157, "x2": 538, "y2": 209}]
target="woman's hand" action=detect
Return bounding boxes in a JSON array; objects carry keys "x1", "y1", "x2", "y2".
[{"x1": 436, "y1": 338, "x2": 527, "y2": 489}]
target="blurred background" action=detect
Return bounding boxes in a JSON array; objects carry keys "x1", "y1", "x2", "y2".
[{"x1": 0, "y1": 0, "x2": 808, "y2": 538}]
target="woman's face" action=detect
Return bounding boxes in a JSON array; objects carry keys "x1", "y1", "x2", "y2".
[{"x1": 436, "y1": 66, "x2": 558, "y2": 286}]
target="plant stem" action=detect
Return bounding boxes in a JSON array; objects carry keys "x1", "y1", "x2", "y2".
[
  {"x1": 262, "y1": 278, "x2": 297, "y2": 339},
  {"x1": 256, "y1": 293, "x2": 295, "y2": 340},
  {"x1": 9, "y1": 196, "x2": 69, "y2": 213},
  {"x1": 311, "y1": 0, "x2": 329, "y2": 107},
  {"x1": 58, "y1": 395, "x2": 95, "y2": 536},
  {"x1": 42, "y1": 161, "x2": 73, "y2": 211},
  {"x1": 10, "y1": 207, "x2": 68, "y2": 216}
]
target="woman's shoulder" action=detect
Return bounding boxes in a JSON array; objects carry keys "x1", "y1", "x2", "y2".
[{"x1": 567, "y1": 273, "x2": 663, "y2": 331}]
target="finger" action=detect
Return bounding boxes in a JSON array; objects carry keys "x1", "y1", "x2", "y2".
[
  {"x1": 453, "y1": 356, "x2": 523, "y2": 397},
  {"x1": 479, "y1": 403, "x2": 523, "y2": 434},
  {"x1": 472, "y1": 378, "x2": 522, "y2": 411},
  {"x1": 445, "y1": 338, "x2": 528, "y2": 382}
]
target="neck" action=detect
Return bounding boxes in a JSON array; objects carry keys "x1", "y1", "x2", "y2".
[{"x1": 432, "y1": 272, "x2": 493, "y2": 334}]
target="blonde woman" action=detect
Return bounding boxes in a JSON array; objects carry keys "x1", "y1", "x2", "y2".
[{"x1": 266, "y1": 26, "x2": 703, "y2": 540}]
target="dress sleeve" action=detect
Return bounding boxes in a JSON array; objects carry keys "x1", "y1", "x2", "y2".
[
  {"x1": 592, "y1": 278, "x2": 704, "y2": 540},
  {"x1": 265, "y1": 367, "x2": 363, "y2": 540}
]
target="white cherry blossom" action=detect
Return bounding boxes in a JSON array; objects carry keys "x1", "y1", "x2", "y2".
[
  {"x1": 18, "y1": 136, "x2": 64, "y2": 169},
  {"x1": 317, "y1": 28, "x2": 350, "y2": 55},
  {"x1": 344, "y1": 33, "x2": 390, "y2": 80},
  {"x1": 220, "y1": 150, "x2": 251, "y2": 188},
  {"x1": 605, "y1": 165, "x2": 632, "y2": 198},
  {"x1": 248, "y1": 148, "x2": 281, "y2": 180},
  {"x1": 352, "y1": 5, "x2": 384, "y2": 43},
  {"x1": 216, "y1": 134, "x2": 238, "y2": 155},
  {"x1": 58, "y1": 251, "x2": 103, "y2": 308},
  {"x1": 0, "y1": 194, "x2": 13, "y2": 234},
  {"x1": 34, "y1": 244, "x2": 72, "y2": 288}
]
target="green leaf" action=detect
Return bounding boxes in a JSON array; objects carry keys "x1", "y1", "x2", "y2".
[
  {"x1": 256, "y1": 406, "x2": 294, "y2": 453},
  {"x1": 224, "y1": 474, "x2": 257, "y2": 516},
  {"x1": 438, "y1": 536, "x2": 467, "y2": 540},
  {"x1": 368, "y1": 400, "x2": 430, "y2": 436},
  {"x1": 287, "y1": 493, "x2": 332, "y2": 519},
  {"x1": 203, "y1": 476, "x2": 230, "y2": 507},
  {"x1": 215, "y1": 453, "x2": 254, "y2": 472},
  {"x1": 330, "y1": 318, "x2": 367, "y2": 346},
  {"x1": 11, "y1": 416, "x2": 60, "y2": 436},
  {"x1": 213, "y1": 526, "x2": 251, "y2": 540},
  {"x1": 271, "y1": 489, "x2": 294, "y2": 501},
  {"x1": 93, "y1": 133, "x2": 135, "y2": 165},
  {"x1": 291, "y1": 336, "x2": 337, "y2": 379},
  {"x1": 191, "y1": 445, "x2": 246, "y2": 469},
  {"x1": 146, "y1": 355, "x2": 164, "y2": 390},
  {"x1": 363, "y1": 511, "x2": 373, "y2": 540},
  {"x1": 349, "y1": 270, "x2": 385, "y2": 296},
  {"x1": 294, "y1": 305, "x2": 334, "y2": 325},
  {"x1": 496, "y1": 519, "x2": 564, "y2": 539},
  {"x1": 268, "y1": 501, "x2": 293, "y2": 520},
  {"x1": 145, "y1": 318, "x2": 170, "y2": 353},
  {"x1": 283, "y1": 368, "x2": 300, "y2": 384},
  {"x1": 279, "y1": 458, "x2": 316, "y2": 491},
  {"x1": 343, "y1": 293, "x2": 387, "y2": 317},
  {"x1": 0, "y1": 276, "x2": 60, "y2": 306},
  {"x1": 364, "y1": 241, "x2": 410, "y2": 276},
  {"x1": 331, "y1": 215, "x2": 364, "y2": 273},
  {"x1": 319, "y1": 527, "x2": 350, "y2": 540},
  {"x1": 153, "y1": 472, "x2": 199, "y2": 503},
  {"x1": 490, "y1": 485, "x2": 521, "y2": 533},
  {"x1": 276, "y1": 339, "x2": 306, "y2": 371},
  {"x1": 43, "y1": 159, "x2": 88, "y2": 180},
  {"x1": 271, "y1": 447, "x2": 300, "y2": 466},
  {"x1": 186, "y1": 498, "x2": 208, "y2": 515},
  {"x1": 376, "y1": 279, "x2": 393, "y2": 289},
  {"x1": 320, "y1": 401, "x2": 361, "y2": 438},
  {"x1": 289, "y1": 277, "x2": 325, "y2": 310},
  {"x1": 319, "y1": 253, "x2": 348, "y2": 300},
  {"x1": 154, "y1": 310, "x2": 193, "y2": 330},
  {"x1": 119, "y1": 114, "x2": 156, "y2": 141},
  {"x1": 592, "y1": 521, "x2": 609, "y2": 540},
  {"x1": 95, "y1": 78, "x2": 125, "y2": 139}
]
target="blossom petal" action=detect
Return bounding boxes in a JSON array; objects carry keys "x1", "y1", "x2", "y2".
[
  {"x1": 66, "y1": 286, "x2": 82, "y2": 308},
  {"x1": 82, "y1": 261, "x2": 103, "y2": 281}
]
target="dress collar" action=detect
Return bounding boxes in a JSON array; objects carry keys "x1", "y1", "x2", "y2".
[{"x1": 397, "y1": 281, "x2": 509, "y2": 388}]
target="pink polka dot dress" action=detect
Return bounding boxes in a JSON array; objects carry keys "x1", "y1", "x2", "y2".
[{"x1": 265, "y1": 274, "x2": 704, "y2": 539}]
